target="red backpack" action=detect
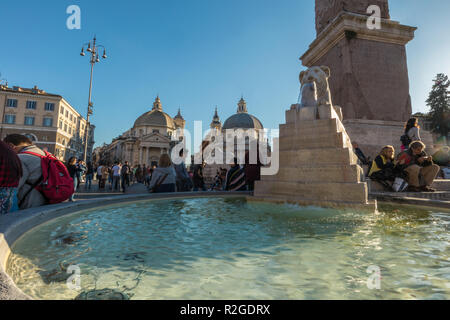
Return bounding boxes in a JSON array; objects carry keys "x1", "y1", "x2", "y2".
[{"x1": 20, "y1": 150, "x2": 74, "y2": 204}]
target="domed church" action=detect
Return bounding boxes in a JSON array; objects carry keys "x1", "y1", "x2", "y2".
[{"x1": 98, "y1": 96, "x2": 185, "y2": 166}]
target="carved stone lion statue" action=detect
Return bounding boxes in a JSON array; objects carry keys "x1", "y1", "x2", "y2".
[
  {"x1": 297, "y1": 66, "x2": 343, "y2": 121},
  {"x1": 299, "y1": 66, "x2": 333, "y2": 108}
]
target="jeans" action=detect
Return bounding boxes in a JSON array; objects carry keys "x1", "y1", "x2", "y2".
[
  {"x1": 69, "y1": 176, "x2": 78, "y2": 201},
  {"x1": 121, "y1": 175, "x2": 130, "y2": 192},
  {"x1": 85, "y1": 174, "x2": 93, "y2": 190},
  {"x1": 113, "y1": 176, "x2": 120, "y2": 191}
]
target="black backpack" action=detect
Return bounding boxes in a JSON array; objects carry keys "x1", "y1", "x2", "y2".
[{"x1": 400, "y1": 134, "x2": 412, "y2": 147}]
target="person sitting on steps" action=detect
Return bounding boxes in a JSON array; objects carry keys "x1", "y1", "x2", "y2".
[
  {"x1": 395, "y1": 141, "x2": 440, "y2": 192},
  {"x1": 368, "y1": 145, "x2": 397, "y2": 190}
]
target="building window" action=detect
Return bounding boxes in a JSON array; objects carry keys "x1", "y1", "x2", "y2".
[
  {"x1": 60, "y1": 107, "x2": 64, "y2": 114},
  {"x1": 4, "y1": 114, "x2": 16, "y2": 124},
  {"x1": 153, "y1": 129, "x2": 160, "y2": 134},
  {"x1": 43, "y1": 117, "x2": 53, "y2": 127},
  {"x1": 26, "y1": 101, "x2": 37, "y2": 109},
  {"x1": 45, "y1": 102, "x2": 55, "y2": 111},
  {"x1": 24, "y1": 133, "x2": 37, "y2": 142},
  {"x1": 64, "y1": 123, "x2": 67, "y2": 132},
  {"x1": 65, "y1": 110, "x2": 68, "y2": 118},
  {"x1": 6, "y1": 99, "x2": 17, "y2": 108},
  {"x1": 42, "y1": 135, "x2": 48, "y2": 141},
  {"x1": 59, "y1": 120, "x2": 63, "y2": 129},
  {"x1": 24, "y1": 116, "x2": 35, "y2": 126},
  {"x1": 70, "y1": 114, "x2": 73, "y2": 121}
]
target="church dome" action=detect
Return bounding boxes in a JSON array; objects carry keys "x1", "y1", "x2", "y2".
[
  {"x1": 133, "y1": 96, "x2": 176, "y2": 128},
  {"x1": 222, "y1": 98, "x2": 263, "y2": 130}
]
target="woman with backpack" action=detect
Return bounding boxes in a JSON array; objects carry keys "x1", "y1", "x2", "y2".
[
  {"x1": 401, "y1": 118, "x2": 421, "y2": 151},
  {"x1": 0, "y1": 140, "x2": 23, "y2": 214}
]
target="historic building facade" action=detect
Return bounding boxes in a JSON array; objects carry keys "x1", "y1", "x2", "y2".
[
  {"x1": 0, "y1": 84, "x2": 95, "y2": 162},
  {"x1": 97, "y1": 96, "x2": 185, "y2": 166},
  {"x1": 195, "y1": 97, "x2": 265, "y2": 186}
]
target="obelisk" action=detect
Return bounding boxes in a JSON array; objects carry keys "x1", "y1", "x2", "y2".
[{"x1": 301, "y1": 0, "x2": 433, "y2": 156}]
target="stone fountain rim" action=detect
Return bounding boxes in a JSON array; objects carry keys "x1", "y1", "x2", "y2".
[{"x1": 0, "y1": 191, "x2": 251, "y2": 300}]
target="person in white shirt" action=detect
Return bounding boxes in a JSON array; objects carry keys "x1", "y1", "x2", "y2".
[{"x1": 111, "y1": 162, "x2": 122, "y2": 191}]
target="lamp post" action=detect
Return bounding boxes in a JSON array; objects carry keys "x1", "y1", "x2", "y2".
[
  {"x1": 80, "y1": 36, "x2": 107, "y2": 163},
  {"x1": 0, "y1": 73, "x2": 9, "y2": 139}
]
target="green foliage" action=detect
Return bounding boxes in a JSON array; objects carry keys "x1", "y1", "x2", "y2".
[{"x1": 426, "y1": 73, "x2": 450, "y2": 138}]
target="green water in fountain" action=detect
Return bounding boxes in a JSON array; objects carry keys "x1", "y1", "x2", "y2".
[{"x1": 6, "y1": 197, "x2": 450, "y2": 300}]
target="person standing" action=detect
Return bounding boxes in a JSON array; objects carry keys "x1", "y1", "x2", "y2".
[
  {"x1": 135, "y1": 164, "x2": 142, "y2": 183},
  {"x1": 120, "y1": 161, "x2": 131, "y2": 193},
  {"x1": 97, "y1": 163, "x2": 104, "y2": 189},
  {"x1": 0, "y1": 140, "x2": 23, "y2": 214},
  {"x1": 66, "y1": 157, "x2": 81, "y2": 202},
  {"x1": 111, "y1": 162, "x2": 121, "y2": 191},
  {"x1": 225, "y1": 157, "x2": 247, "y2": 191},
  {"x1": 3, "y1": 134, "x2": 47, "y2": 209},
  {"x1": 85, "y1": 162, "x2": 94, "y2": 190},
  {"x1": 193, "y1": 161, "x2": 206, "y2": 191},
  {"x1": 174, "y1": 149, "x2": 193, "y2": 192},
  {"x1": 101, "y1": 164, "x2": 109, "y2": 190},
  {"x1": 142, "y1": 164, "x2": 148, "y2": 186},
  {"x1": 244, "y1": 150, "x2": 261, "y2": 191},
  {"x1": 75, "y1": 160, "x2": 85, "y2": 188}
]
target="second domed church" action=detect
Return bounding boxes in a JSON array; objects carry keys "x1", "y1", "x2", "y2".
[{"x1": 97, "y1": 96, "x2": 263, "y2": 167}]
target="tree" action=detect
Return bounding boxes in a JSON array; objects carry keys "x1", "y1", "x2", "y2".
[{"x1": 426, "y1": 73, "x2": 450, "y2": 139}]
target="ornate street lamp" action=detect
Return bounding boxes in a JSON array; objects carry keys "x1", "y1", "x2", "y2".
[{"x1": 80, "y1": 36, "x2": 108, "y2": 163}]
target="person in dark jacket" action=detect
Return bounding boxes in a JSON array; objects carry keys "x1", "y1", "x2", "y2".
[
  {"x1": 0, "y1": 140, "x2": 23, "y2": 214},
  {"x1": 396, "y1": 141, "x2": 440, "y2": 192},
  {"x1": 225, "y1": 158, "x2": 246, "y2": 191},
  {"x1": 193, "y1": 162, "x2": 206, "y2": 191},
  {"x1": 368, "y1": 145, "x2": 396, "y2": 190},
  {"x1": 85, "y1": 162, "x2": 94, "y2": 190},
  {"x1": 352, "y1": 142, "x2": 371, "y2": 166},
  {"x1": 244, "y1": 150, "x2": 261, "y2": 191}
]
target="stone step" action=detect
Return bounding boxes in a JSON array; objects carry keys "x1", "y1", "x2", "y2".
[
  {"x1": 279, "y1": 132, "x2": 345, "y2": 150},
  {"x1": 279, "y1": 119, "x2": 339, "y2": 137},
  {"x1": 254, "y1": 180, "x2": 368, "y2": 203},
  {"x1": 280, "y1": 119, "x2": 337, "y2": 129},
  {"x1": 432, "y1": 179, "x2": 450, "y2": 191},
  {"x1": 367, "y1": 178, "x2": 450, "y2": 193},
  {"x1": 278, "y1": 148, "x2": 358, "y2": 166},
  {"x1": 371, "y1": 191, "x2": 450, "y2": 201},
  {"x1": 261, "y1": 164, "x2": 362, "y2": 183}
]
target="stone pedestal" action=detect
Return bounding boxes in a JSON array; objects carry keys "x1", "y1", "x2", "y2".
[
  {"x1": 301, "y1": 11, "x2": 416, "y2": 123},
  {"x1": 253, "y1": 104, "x2": 376, "y2": 211}
]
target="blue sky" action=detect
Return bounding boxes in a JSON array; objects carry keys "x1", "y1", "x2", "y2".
[{"x1": 1, "y1": 0, "x2": 449, "y2": 148}]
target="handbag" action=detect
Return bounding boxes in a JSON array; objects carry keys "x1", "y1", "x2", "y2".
[
  {"x1": 392, "y1": 177, "x2": 408, "y2": 192},
  {"x1": 150, "y1": 173, "x2": 169, "y2": 193}
]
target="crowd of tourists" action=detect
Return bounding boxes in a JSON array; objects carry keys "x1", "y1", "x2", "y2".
[
  {"x1": 355, "y1": 117, "x2": 450, "y2": 192},
  {"x1": 1, "y1": 122, "x2": 449, "y2": 215},
  {"x1": 0, "y1": 133, "x2": 261, "y2": 214}
]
